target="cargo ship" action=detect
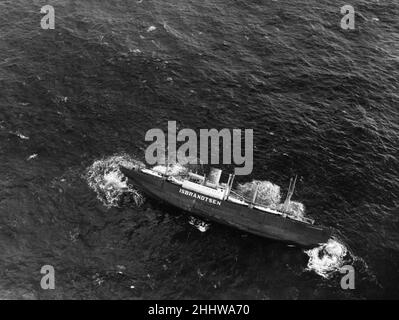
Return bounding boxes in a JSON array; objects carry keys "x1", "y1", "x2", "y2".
[{"x1": 120, "y1": 165, "x2": 332, "y2": 247}]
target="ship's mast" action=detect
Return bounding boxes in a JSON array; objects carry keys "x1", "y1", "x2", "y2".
[
  {"x1": 223, "y1": 174, "x2": 232, "y2": 200},
  {"x1": 165, "y1": 144, "x2": 170, "y2": 177},
  {"x1": 223, "y1": 173, "x2": 235, "y2": 199},
  {"x1": 249, "y1": 183, "x2": 259, "y2": 209},
  {"x1": 283, "y1": 175, "x2": 297, "y2": 210}
]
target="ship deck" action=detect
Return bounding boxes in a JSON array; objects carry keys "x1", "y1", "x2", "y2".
[{"x1": 121, "y1": 167, "x2": 332, "y2": 247}]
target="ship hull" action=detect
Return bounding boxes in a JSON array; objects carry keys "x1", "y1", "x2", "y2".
[{"x1": 121, "y1": 167, "x2": 332, "y2": 248}]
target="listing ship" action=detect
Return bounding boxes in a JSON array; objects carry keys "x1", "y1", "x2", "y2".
[{"x1": 120, "y1": 166, "x2": 332, "y2": 247}]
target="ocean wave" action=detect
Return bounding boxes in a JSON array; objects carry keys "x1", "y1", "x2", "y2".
[
  {"x1": 152, "y1": 163, "x2": 188, "y2": 177},
  {"x1": 237, "y1": 180, "x2": 281, "y2": 207},
  {"x1": 237, "y1": 179, "x2": 306, "y2": 218},
  {"x1": 86, "y1": 154, "x2": 145, "y2": 208},
  {"x1": 304, "y1": 238, "x2": 351, "y2": 279}
]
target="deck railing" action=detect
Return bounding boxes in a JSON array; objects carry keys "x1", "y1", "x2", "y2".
[{"x1": 228, "y1": 190, "x2": 314, "y2": 224}]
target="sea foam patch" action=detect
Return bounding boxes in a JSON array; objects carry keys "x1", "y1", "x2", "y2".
[
  {"x1": 86, "y1": 154, "x2": 145, "y2": 207},
  {"x1": 304, "y1": 238, "x2": 350, "y2": 278}
]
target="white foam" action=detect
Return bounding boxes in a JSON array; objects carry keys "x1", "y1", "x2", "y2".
[
  {"x1": 304, "y1": 238, "x2": 349, "y2": 278},
  {"x1": 11, "y1": 131, "x2": 29, "y2": 140},
  {"x1": 237, "y1": 180, "x2": 281, "y2": 207},
  {"x1": 276, "y1": 201, "x2": 305, "y2": 218},
  {"x1": 27, "y1": 154, "x2": 38, "y2": 161},
  {"x1": 237, "y1": 179, "x2": 308, "y2": 218},
  {"x1": 152, "y1": 163, "x2": 188, "y2": 177},
  {"x1": 103, "y1": 171, "x2": 128, "y2": 190},
  {"x1": 86, "y1": 154, "x2": 145, "y2": 207}
]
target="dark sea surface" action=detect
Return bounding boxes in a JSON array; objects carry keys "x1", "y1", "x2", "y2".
[{"x1": 0, "y1": 0, "x2": 398, "y2": 299}]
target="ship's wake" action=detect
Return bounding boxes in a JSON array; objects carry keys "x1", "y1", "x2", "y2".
[
  {"x1": 304, "y1": 238, "x2": 352, "y2": 278},
  {"x1": 86, "y1": 154, "x2": 145, "y2": 208}
]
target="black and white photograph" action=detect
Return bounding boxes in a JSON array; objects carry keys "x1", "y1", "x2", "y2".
[{"x1": 0, "y1": 0, "x2": 398, "y2": 304}]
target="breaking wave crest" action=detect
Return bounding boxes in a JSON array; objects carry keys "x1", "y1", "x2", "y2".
[
  {"x1": 152, "y1": 163, "x2": 188, "y2": 177},
  {"x1": 237, "y1": 180, "x2": 305, "y2": 218},
  {"x1": 276, "y1": 201, "x2": 305, "y2": 219},
  {"x1": 152, "y1": 159, "x2": 205, "y2": 180},
  {"x1": 305, "y1": 238, "x2": 351, "y2": 278},
  {"x1": 238, "y1": 180, "x2": 281, "y2": 207},
  {"x1": 86, "y1": 154, "x2": 145, "y2": 207}
]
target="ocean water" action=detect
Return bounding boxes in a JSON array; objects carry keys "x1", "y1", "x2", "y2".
[{"x1": 0, "y1": 0, "x2": 398, "y2": 299}]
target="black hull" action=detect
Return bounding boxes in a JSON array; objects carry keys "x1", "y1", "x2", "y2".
[{"x1": 121, "y1": 167, "x2": 332, "y2": 248}]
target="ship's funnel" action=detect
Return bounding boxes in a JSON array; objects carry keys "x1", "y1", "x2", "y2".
[{"x1": 207, "y1": 168, "x2": 222, "y2": 186}]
